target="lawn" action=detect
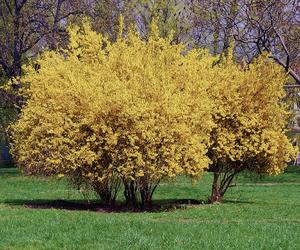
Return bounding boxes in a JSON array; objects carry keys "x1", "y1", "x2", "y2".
[{"x1": 0, "y1": 167, "x2": 299, "y2": 250}]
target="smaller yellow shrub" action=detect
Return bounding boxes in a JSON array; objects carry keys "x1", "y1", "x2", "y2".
[{"x1": 206, "y1": 51, "x2": 296, "y2": 202}]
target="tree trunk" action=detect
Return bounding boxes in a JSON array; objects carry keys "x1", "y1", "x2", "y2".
[
  {"x1": 209, "y1": 171, "x2": 237, "y2": 203},
  {"x1": 209, "y1": 172, "x2": 223, "y2": 203},
  {"x1": 13, "y1": 4, "x2": 22, "y2": 78},
  {"x1": 12, "y1": 57, "x2": 22, "y2": 78},
  {"x1": 140, "y1": 186, "x2": 152, "y2": 207},
  {"x1": 93, "y1": 182, "x2": 115, "y2": 206},
  {"x1": 124, "y1": 181, "x2": 138, "y2": 207}
]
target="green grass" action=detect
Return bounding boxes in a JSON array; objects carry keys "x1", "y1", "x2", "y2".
[{"x1": 0, "y1": 167, "x2": 299, "y2": 249}]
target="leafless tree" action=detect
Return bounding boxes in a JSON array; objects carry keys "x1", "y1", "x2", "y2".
[
  {"x1": 192, "y1": 0, "x2": 300, "y2": 83},
  {"x1": 0, "y1": 0, "x2": 83, "y2": 79}
]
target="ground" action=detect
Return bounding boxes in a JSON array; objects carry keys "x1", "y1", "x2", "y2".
[{"x1": 0, "y1": 167, "x2": 299, "y2": 249}]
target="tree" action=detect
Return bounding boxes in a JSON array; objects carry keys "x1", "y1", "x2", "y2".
[
  {"x1": 192, "y1": 0, "x2": 300, "y2": 84},
  {"x1": 0, "y1": 0, "x2": 83, "y2": 79},
  {"x1": 192, "y1": 0, "x2": 239, "y2": 55},
  {"x1": 9, "y1": 19, "x2": 214, "y2": 206},
  {"x1": 0, "y1": 88, "x2": 19, "y2": 163},
  {"x1": 233, "y1": 0, "x2": 300, "y2": 84},
  {"x1": 207, "y1": 50, "x2": 295, "y2": 203},
  {"x1": 80, "y1": 0, "x2": 135, "y2": 41},
  {"x1": 130, "y1": 0, "x2": 194, "y2": 44}
]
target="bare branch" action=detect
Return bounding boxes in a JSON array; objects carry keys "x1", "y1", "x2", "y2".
[
  {"x1": 274, "y1": 29, "x2": 290, "y2": 70},
  {"x1": 4, "y1": 0, "x2": 13, "y2": 16},
  {"x1": 270, "y1": 55, "x2": 300, "y2": 84}
]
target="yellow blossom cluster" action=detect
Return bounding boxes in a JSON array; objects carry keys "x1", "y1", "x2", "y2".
[{"x1": 208, "y1": 50, "x2": 296, "y2": 176}]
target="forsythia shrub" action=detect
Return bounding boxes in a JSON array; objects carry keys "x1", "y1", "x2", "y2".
[
  {"x1": 10, "y1": 19, "x2": 214, "y2": 206},
  {"x1": 10, "y1": 18, "x2": 294, "y2": 206},
  {"x1": 207, "y1": 50, "x2": 296, "y2": 203}
]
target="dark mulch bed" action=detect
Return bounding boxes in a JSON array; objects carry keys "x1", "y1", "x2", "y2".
[{"x1": 22, "y1": 199, "x2": 204, "y2": 213}]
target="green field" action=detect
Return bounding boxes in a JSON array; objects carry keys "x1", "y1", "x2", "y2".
[{"x1": 0, "y1": 167, "x2": 299, "y2": 249}]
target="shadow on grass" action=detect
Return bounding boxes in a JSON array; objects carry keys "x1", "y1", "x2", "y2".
[
  {"x1": 284, "y1": 166, "x2": 300, "y2": 174},
  {"x1": 3, "y1": 198, "x2": 206, "y2": 213},
  {"x1": 0, "y1": 163, "x2": 16, "y2": 169},
  {"x1": 223, "y1": 199, "x2": 300, "y2": 208},
  {"x1": 0, "y1": 167, "x2": 20, "y2": 176},
  {"x1": 222, "y1": 199, "x2": 255, "y2": 204}
]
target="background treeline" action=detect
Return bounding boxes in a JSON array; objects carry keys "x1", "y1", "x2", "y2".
[{"x1": 0, "y1": 0, "x2": 299, "y2": 82}]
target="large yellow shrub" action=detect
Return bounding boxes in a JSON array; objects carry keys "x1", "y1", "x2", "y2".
[{"x1": 10, "y1": 20, "x2": 214, "y2": 205}]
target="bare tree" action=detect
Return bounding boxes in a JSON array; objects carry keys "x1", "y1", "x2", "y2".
[
  {"x1": 131, "y1": 0, "x2": 194, "y2": 43},
  {"x1": 192, "y1": 0, "x2": 300, "y2": 83},
  {"x1": 80, "y1": 0, "x2": 133, "y2": 41},
  {"x1": 234, "y1": 0, "x2": 300, "y2": 83},
  {"x1": 0, "y1": 0, "x2": 83, "y2": 79}
]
